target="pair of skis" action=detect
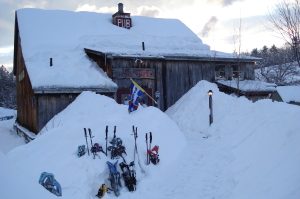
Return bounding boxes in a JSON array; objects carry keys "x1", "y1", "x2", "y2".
[{"x1": 145, "y1": 132, "x2": 152, "y2": 165}]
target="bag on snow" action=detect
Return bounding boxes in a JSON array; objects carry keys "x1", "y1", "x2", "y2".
[{"x1": 148, "y1": 145, "x2": 160, "y2": 165}]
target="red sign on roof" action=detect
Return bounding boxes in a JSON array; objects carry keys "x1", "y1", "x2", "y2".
[{"x1": 116, "y1": 17, "x2": 132, "y2": 29}]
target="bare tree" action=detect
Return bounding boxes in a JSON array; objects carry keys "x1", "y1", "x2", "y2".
[
  {"x1": 253, "y1": 44, "x2": 300, "y2": 85},
  {"x1": 232, "y1": 16, "x2": 243, "y2": 95},
  {"x1": 267, "y1": 0, "x2": 300, "y2": 67}
]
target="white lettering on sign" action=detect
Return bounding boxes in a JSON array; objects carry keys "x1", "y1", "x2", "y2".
[
  {"x1": 116, "y1": 18, "x2": 131, "y2": 29},
  {"x1": 113, "y1": 68, "x2": 155, "y2": 79}
]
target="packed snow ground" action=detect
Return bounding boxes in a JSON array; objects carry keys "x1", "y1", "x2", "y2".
[{"x1": 1, "y1": 81, "x2": 300, "y2": 199}]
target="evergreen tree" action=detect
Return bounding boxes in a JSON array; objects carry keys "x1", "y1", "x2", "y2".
[
  {"x1": 251, "y1": 45, "x2": 300, "y2": 85},
  {"x1": 0, "y1": 65, "x2": 16, "y2": 109}
]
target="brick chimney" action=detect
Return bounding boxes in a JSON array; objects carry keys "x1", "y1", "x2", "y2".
[{"x1": 112, "y1": 3, "x2": 132, "y2": 29}]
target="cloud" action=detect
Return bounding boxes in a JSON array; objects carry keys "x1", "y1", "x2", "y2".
[
  {"x1": 75, "y1": 4, "x2": 162, "y2": 17},
  {"x1": 136, "y1": 6, "x2": 161, "y2": 17},
  {"x1": 208, "y1": 0, "x2": 245, "y2": 7},
  {"x1": 75, "y1": 4, "x2": 118, "y2": 13},
  {"x1": 22, "y1": 0, "x2": 48, "y2": 9},
  {"x1": 200, "y1": 16, "x2": 218, "y2": 37}
]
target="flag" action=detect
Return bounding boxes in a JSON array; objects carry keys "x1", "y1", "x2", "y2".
[{"x1": 128, "y1": 79, "x2": 145, "y2": 113}]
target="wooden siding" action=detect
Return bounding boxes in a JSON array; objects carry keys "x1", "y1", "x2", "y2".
[
  {"x1": 37, "y1": 94, "x2": 77, "y2": 131},
  {"x1": 15, "y1": 43, "x2": 38, "y2": 133},
  {"x1": 84, "y1": 52, "x2": 256, "y2": 111}
]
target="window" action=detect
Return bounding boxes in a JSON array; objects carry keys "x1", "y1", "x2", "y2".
[
  {"x1": 215, "y1": 65, "x2": 225, "y2": 79},
  {"x1": 231, "y1": 64, "x2": 242, "y2": 79}
]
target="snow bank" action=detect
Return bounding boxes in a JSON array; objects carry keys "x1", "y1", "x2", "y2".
[
  {"x1": 166, "y1": 80, "x2": 300, "y2": 199},
  {"x1": 0, "y1": 107, "x2": 24, "y2": 155},
  {"x1": 0, "y1": 151, "x2": 56, "y2": 199},
  {"x1": 0, "y1": 107, "x2": 16, "y2": 117},
  {"x1": 276, "y1": 86, "x2": 300, "y2": 103},
  {"x1": 6, "y1": 91, "x2": 186, "y2": 199}
]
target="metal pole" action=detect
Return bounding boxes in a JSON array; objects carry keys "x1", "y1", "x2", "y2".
[{"x1": 209, "y1": 95, "x2": 213, "y2": 125}]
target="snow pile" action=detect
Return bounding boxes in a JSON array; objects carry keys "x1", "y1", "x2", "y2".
[
  {"x1": 0, "y1": 107, "x2": 24, "y2": 155},
  {"x1": 1, "y1": 81, "x2": 300, "y2": 199},
  {"x1": 5, "y1": 91, "x2": 186, "y2": 199},
  {"x1": 276, "y1": 86, "x2": 300, "y2": 103},
  {"x1": 166, "y1": 80, "x2": 300, "y2": 198},
  {"x1": 0, "y1": 107, "x2": 16, "y2": 118}
]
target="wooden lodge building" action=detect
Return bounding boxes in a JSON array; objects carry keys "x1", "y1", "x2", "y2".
[{"x1": 13, "y1": 4, "x2": 260, "y2": 134}]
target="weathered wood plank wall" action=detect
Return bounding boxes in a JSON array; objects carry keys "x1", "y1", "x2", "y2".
[
  {"x1": 108, "y1": 58, "x2": 220, "y2": 111},
  {"x1": 38, "y1": 94, "x2": 77, "y2": 132},
  {"x1": 16, "y1": 42, "x2": 38, "y2": 133},
  {"x1": 86, "y1": 53, "x2": 255, "y2": 112}
]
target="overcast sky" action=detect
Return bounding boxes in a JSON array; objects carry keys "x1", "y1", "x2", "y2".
[{"x1": 0, "y1": 0, "x2": 284, "y2": 71}]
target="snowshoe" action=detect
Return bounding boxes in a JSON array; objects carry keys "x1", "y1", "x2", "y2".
[
  {"x1": 39, "y1": 172, "x2": 62, "y2": 196},
  {"x1": 77, "y1": 145, "x2": 86, "y2": 157},
  {"x1": 109, "y1": 137, "x2": 123, "y2": 147},
  {"x1": 107, "y1": 161, "x2": 122, "y2": 197},
  {"x1": 119, "y1": 161, "x2": 136, "y2": 192},
  {"x1": 108, "y1": 144, "x2": 127, "y2": 162}
]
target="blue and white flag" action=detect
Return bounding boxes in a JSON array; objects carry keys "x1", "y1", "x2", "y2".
[{"x1": 128, "y1": 79, "x2": 145, "y2": 113}]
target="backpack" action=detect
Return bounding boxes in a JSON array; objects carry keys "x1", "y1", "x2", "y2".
[
  {"x1": 96, "y1": 184, "x2": 108, "y2": 198},
  {"x1": 148, "y1": 145, "x2": 160, "y2": 165}
]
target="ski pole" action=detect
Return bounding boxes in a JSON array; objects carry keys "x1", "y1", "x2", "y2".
[
  {"x1": 145, "y1": 133, "x2": 148, "y2": 165},
  {"x1": 106, "y1": 126, "x2": 108, "y2": 156},
  {"x1": 88, "y1": 128, "x2": 94, "y2": 146},
  {"x1": 84, "y1": 128, "x2": 90, "y2": 156},
  {"x1": 113, "y1": 126, "x2": 116, "y2": 138},
  {"x1": 149, "y1": 132, "x2": 152, "y2": 165},
  {"x1": 88, "y1": 128, "x2": 95, "y2": 159},
  {"x1": 133, "y1": 126, "x2": 137, "y2": 162}
]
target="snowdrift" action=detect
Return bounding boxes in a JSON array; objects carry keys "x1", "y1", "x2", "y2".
[
  {"x1": 6, "y1": 92, "x2": 186, "y2": 199},
  {"x1": 166, "y1": 80, "x2": 300, "y2": 198},
  {"x1": 2, "y1": 81, "x2": 300, "y2": 199}
]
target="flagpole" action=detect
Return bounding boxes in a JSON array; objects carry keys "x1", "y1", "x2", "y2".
[{"x1": 130, "y1": 78, "x2": 158, "y2": 104}]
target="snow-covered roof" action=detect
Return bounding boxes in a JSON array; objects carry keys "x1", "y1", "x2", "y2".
[
  {"x1": 276, "y1": 86, "x2": 300, "y2": 103},
  {"x1": 17, "y1": 9, "x2": 118, "y2": 91},
  {"x1": 16, "y1": 8, "x2": 258, "y2": 89},
  {"x1": 217, "y1": 80, "x2": 277, "y2": 93}
]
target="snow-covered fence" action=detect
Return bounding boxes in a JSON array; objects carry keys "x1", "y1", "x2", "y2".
[
  {"x1": 13, "y1": 123, "x2": 36, "y2": 143},
  {"x1": 0, "y1": 115, "x2": 14, "y2": 121}
]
